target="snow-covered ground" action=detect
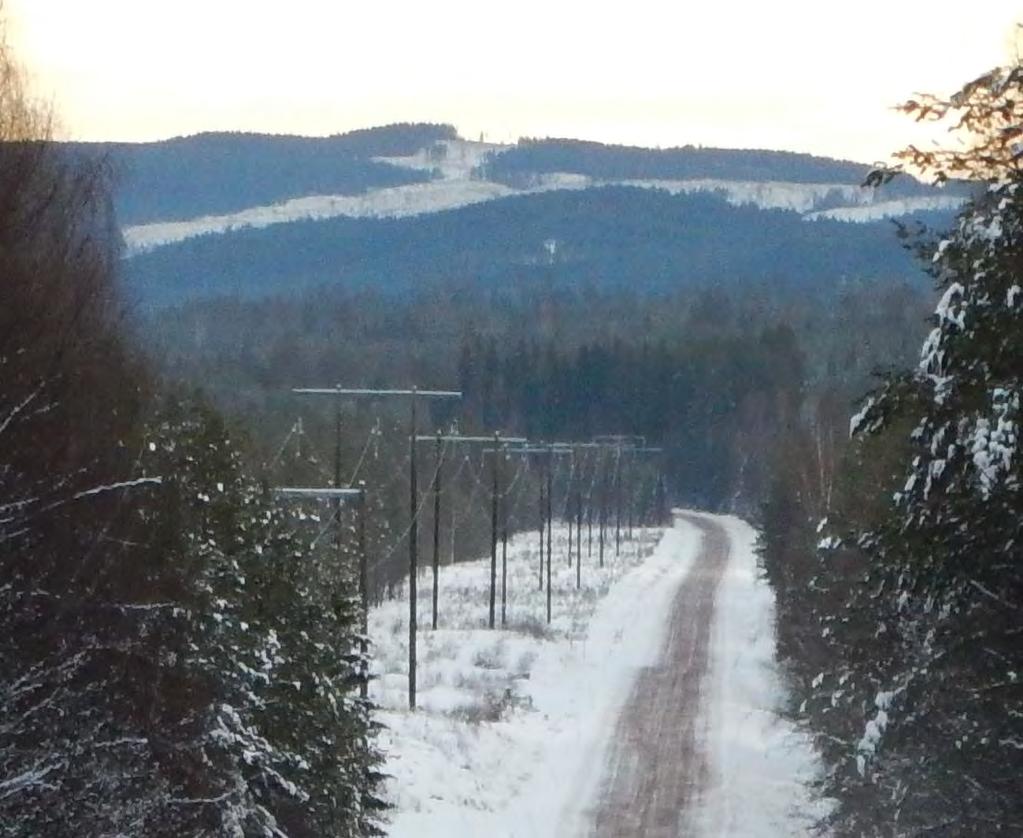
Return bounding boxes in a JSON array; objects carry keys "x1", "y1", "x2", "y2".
[
  {"x1": 371, "y1": 512, "x2": 828, "y2": 836},
  {"x1": 690, "y1": 514, "x2": 832, "y2": 835},
  {"x1": 121, "y1": 138, "x2": 965, "y2": 255},
  {"x1": 371, "y1": 522, "x2": 689, "y2": 837}
]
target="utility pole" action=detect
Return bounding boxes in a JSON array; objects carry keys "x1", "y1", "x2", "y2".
[
  {"x1": 539, "y1": 479, "x2": 545, "y2": 591},
  {"x1": 567, "y1": 473, "x2": 574, "y2": 569},
  {"x1": 493, "y1": 444, "x2": 572, "y2": 611},
  {"x1": 546, "y1": 446, "x2": 553, "y2": 624},
  {"x1": 599, "y1": 472, "x2": 606, "y2": 569},
  {"x1": 431, "y1": 431, "x2": 442, "y2": 630},
  {"x1": 434, "y1": 435, "x2": 525, "y2": 630},
  {"x1": 566, "y1": 449, "x2": 575, "y2": 568},
  {"x1": 615, "y1": 449, "x2": 622, "y2": 559},
  {"x1": 356, "y1": 487, "x2": 369, "y2": 698},
  {"x1": 626, "y1": 449, "x2": 633, "y2": 541},
  {"x1": 589, "y1": 436, "x2": 659, "y2": 560},
  {"x1": 408, "y1": 390, "x2": 419, "y2": 709},
  {"x1": 588, "y1": 481, "x2": 593, "y2": 559},
  {"x1": 501, "y1": 516, "x2": 509, "y2": 627},
  {"x1": 293, "y1": 386, "x2": 461, "y2": 711},
  {"x1": 576, "y1": 487, "x2": 583, "y2": 590},
  {"x1": 629, "y1": 446, "x2": 665, "y2": 532},
  {"x1": 490, "y1": 432, "x2": 500, "y2": 629}
]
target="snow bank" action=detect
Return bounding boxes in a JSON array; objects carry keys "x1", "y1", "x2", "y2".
[
  {"x1": 372, "y1": 519, "x2": 700, "y2": 837},
  {"x1": 691, "y1": 513, "x2": 831, "y2": 836}
]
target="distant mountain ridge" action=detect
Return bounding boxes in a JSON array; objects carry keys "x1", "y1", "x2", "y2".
[
  {"x1": 127, "y1": 185, "x2": 937, "y2": 308},
  {"x1": 474, "y1": 137, "x2": 878, "y2": 187},
  {"x1": 71, "y1": 123, "x2": 457, "y2": 225},
  {"x1": 79, "y1": 123, "x2": 968, "y2": 309}
]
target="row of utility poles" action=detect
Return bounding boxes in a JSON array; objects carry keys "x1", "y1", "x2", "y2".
[{"x1": 273, "y1": 384, "x2": 668, "y2": 710}]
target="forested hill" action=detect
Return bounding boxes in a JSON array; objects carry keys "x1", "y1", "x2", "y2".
[
  {"x1": 70, "y1": 123, "x2": 455, "y2": 224},
  {"x1": 125, "y1": 186, "x2": 934, "y2": 308},
  {"x1": 474, "y1": 137, "x2": 879, "y2": 187},
  {"x1": 98, "y1": 122, "x2": 966, "y2": 308}
]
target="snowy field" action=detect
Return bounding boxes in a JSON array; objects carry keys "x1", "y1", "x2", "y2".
[
  {"x1": 370, "y1": 522, "x2": 691, "y2": 837},
  {"x1": 370, "y1": 512, "x2": 828, "y2": 836}
]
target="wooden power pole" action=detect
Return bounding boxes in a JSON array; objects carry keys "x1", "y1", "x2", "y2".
[{"x1": 293, "y1": 386, "x2": 461, "y2": 711}]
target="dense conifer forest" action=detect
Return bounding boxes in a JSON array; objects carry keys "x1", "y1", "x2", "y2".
[
  {"x1": 0, "y1": 28, "x2": 385, "y2": 836},
  {"x1": 758, "y1": 62, "x2": 1023, "y2": 834}
]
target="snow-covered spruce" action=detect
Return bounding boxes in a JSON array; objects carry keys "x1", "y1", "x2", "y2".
[
  {"x1": 0, "y1": 399, "x2": 385, "y2": 836},
  {"x1": 823, "y1": 63, "x2": 1023, "y2": 834}
]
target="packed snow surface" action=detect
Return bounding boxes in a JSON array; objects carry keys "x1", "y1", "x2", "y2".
[
  {"x1": 372, "y1": 513, "x2": 827, "y2": 836},
  {"x1": 691, "y1": 513, "x2": 832, "y2": 835}
]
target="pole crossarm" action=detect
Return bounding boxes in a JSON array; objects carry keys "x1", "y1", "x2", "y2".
[
  {"x1": 489, "y1": 445, "x2": 573, "y2": 455},
  {"x1": 293, "y1": 387, "x2": 462, "y2": 398},
  {"x1": 287, "y1": 383, "x2": 464, "y2": 712},
  {"x1": 273, "y1": 487, "x2": 364, "y2": 500},
  {"x1": 415, "y1": 434, "x2": 527, "y2": 444},
  {"x1": 593, "y1": 434, "x2": 647, "y2": 448}
]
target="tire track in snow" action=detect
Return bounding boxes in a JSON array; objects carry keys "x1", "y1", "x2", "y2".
[{"x1": 591, "y1": 513, "x2": 730, "y2": 837}]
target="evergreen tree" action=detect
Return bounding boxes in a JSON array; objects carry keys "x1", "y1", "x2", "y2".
[
  {"x1": 133, "y1": 398, "x2": 386, "y2": 836},
  {"x1": 814, "y1": 60, "x2": 1023, "y2": 834}
]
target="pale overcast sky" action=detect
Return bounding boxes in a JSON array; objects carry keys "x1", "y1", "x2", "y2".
[{"x1": 7, "y1": 0, "x2": 1021, "y2": 162}]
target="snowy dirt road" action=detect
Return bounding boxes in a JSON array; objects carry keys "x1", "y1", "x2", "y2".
[
  {"x1": 377, "y1": 513, "x2": 826, "y2": 837},
  {"x1": 592, "y1": 514, "x2": 729, "y2": 837}
]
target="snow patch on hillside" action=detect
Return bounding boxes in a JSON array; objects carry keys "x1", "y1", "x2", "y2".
[
  {"x1": 373, "y1": 138, "x2": 507, "y2": 181},
  {"x1": 371, "y1": 521, "x2": 698, "y2": 838},
  {"x1": 691, "y1": 513, "x2": 832, "y2": 836},
  {"x1": 805, "y1": 194, "x2": 967, "y2": 222},
  {"x1": 619, "y1": 178, "x2": 872, "y2": 213},
  {"x1": 119, "y1": 175, "x2": 871, "y2": 255},
  {"x1": 122, "y1": 180, "x2": 518, "y2": 254}
]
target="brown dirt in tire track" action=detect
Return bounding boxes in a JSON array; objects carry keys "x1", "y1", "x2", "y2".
[{"x1": 591, "y1": 514, "x2": 730, "y2": 837}]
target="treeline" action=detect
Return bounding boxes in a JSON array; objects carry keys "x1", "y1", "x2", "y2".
[
  {"x1": 456, "y1": 328, "x2": 804, "y2": 508},
  {"x1": 473, "y1": 136, "x2": 946, "y2": 196},
  {"x1": 146, "y1": 263, "x2": 932, "y2": 579},
  {"x1": 0, "y1": 31, "x2": 384, "y2": 836},
  {"x1": 759, "y1": 62, "x2": 1023, "y2": 833}
]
